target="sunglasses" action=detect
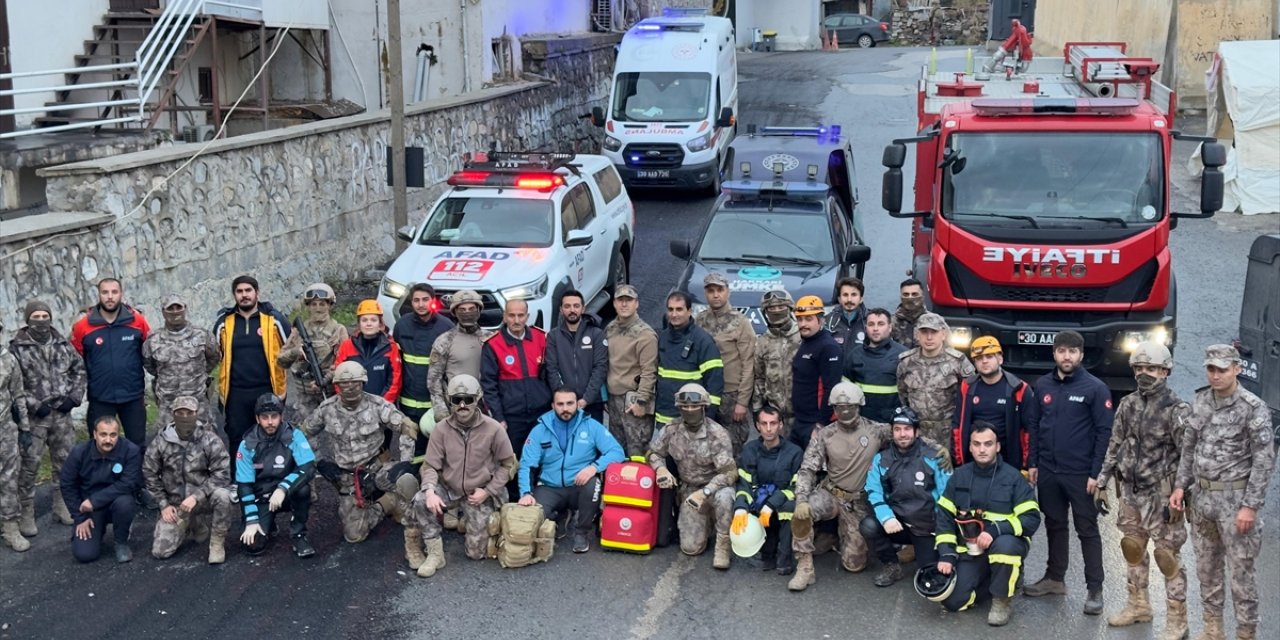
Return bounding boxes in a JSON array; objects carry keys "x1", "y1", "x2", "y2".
[{"x1": 449, "y1": 395, "x2": 478, "y2": 407}]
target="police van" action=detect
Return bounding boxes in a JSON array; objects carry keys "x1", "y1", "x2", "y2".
[
  {"x1": 590, "y1": 8, "x2": 737, "y2": 192},
  {"x1": 377, "y1": 152, "x2": 635, "y2": 332}
]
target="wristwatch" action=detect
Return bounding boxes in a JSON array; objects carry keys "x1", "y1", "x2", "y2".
[{"x1": 702, "y1": 487, "x2": 712, "y2": 497}]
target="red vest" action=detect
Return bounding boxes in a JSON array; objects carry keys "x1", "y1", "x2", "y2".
[{"x1": 488, "y1": 327, "x2": 547, "y2": 380}]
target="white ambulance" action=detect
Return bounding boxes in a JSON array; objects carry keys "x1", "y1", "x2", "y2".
[{"x1": 591, "y1": 9, "x2": 738, "y2": 193}]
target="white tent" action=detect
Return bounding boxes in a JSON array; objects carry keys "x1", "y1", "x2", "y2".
[{"x1": 1202, "y1": 40, "x2": 1280, "y2": 215}]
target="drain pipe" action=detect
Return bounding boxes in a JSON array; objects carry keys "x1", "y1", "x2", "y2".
[
  {"x1": 459, "y1": 0, "x2": 472, "y2": 92},
  {"x1": 413, "y1": 44, "x2": 436, "y2": 102}
]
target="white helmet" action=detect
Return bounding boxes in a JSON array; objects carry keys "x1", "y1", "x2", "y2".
[
  {"x1": 333, "y1": 361, "x2": 368, "y2": 383},
  {"x1": 419, "y1": 408, "x2": 437, "y2": 436},
  {"x1": 1129, "y1": 341, "x2": 1173, "y2": 369},
  {"x1": 730, "y1": 514, "x2": 766, "y2": 557}
]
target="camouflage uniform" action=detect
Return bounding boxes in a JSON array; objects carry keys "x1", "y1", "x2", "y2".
[
  {"x1": 426, "y1": 328, "x2": 493, "y2": 420},
  {"x1": 276, "y1": 317, "x2": 346, "y2": 425},
  {"x1": 897, "y1": 347, "x2": 974, "y2": 452},
  {"x1": 142, "y1": 324, "x2": 220, "y2": 426},
  {"x1": 890, "y1": 305, "x2": 924, "y2": 349},
  {"x1": 1175, "y1": 372, "x2": 1275, "y2": 636},
  {"x1": 648, "y1": 417, "x2": 736, "y2": 555},
  {"x1": 752, "y1": 321, "x2": 800, "y2": 427},
  {"x1": 697, "y1": 306, "x2": 756, "y2": 456},
  {"x1": 793, "y1": 418, "x2": 894, "y2": 572},
  {"x1": 10, "y1": 325, "x2": 85, "y2": 524},
  {"x1": 604, "y1": 313, "x2": 658, "y2": 457},
  {"x1": 0, "y1": 347, "x2": 27, "y2": 527},
  {"x1": 302, "y1": 393, "x2": 414, "y2": 543},
  {"x1": 143, "y1": 421, "x2": 233, "y2": 558},
  {"x1": 1096, "y1": 382, "x2": 1191, "y2": 604}
]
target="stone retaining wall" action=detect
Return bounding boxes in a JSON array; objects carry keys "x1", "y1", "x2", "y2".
[{"x1": 891, "y1": 4, "x2": 990, "y2": 47}]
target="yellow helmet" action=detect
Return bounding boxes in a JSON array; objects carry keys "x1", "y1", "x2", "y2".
[
  {"x1": 794, "y1": 295, "x2": 825, "y2": 317},
  {"x1": 970, "y1": 336, "x2": 1002, "y2": 358},
  {"x1": 355, "y1": 299, "x2": 384, "y2": 318}
]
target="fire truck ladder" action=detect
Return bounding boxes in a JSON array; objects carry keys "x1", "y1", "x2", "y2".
[{"x1": 1063, "y1": 42, "x2": 1162, "y2": 96}]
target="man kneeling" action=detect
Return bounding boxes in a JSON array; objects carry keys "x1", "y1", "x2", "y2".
[
  {"x1": 144, "y1": 396, "x2": 233, "y2": 563},
  {"x1": 236, "y1": 394, "x2": 317, "y2": 558}
]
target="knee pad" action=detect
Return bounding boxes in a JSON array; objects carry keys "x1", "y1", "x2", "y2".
[
  {"x1": 1120, "y1": 535, "x2": 1146, "y2": 565},
  {"x1": 1153, "y1": 547, "x2": 1181, "y2": 578},
  {"x1": 791, "y1": 517, "x2": 813, "y2": 540},
  {"x1": 680, "y1": 536, "x2": 707, "y2": 556}
]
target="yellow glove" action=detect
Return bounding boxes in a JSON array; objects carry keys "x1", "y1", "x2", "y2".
[
  {"x1": 731, "y1": 509, "x2": 749, "y2": 535},
  {"x1": 759, "y1": 506, "x2": 773, "y2": 528},
  {"x1": 793, "y1": 501, "x2": 811, "y2": 522},
  {"x1": 655, "y1": 467, "x2": 678, "y2": 489}
]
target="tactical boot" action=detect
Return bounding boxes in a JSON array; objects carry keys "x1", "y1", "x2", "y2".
[
  {"x1": 988, "y1": 597, "x2": 1013, "y2": 627},
  {"x1": 1235, "y1": 625, "x2": 1255, "y2": 640},
  {"x1": 418, "y1": 538, "x2": 446, "y2": 578},
  {"x1": 1108, "y1": 586, "x2": 1153, "y2": 626},
  {"x1": 403, "y1": 527, "x2": 426, "y2": 569},
  {"x1": 788, "y1": 553, "x2": 816, "y2": 591},
  {"x1": 1193, "y1": 615, "x2": 1224, "y2": 640},
  {"x1": 1157, "y1": 600, "x2": 1188, "y2": 640},
  {"x1": 1024, "y1": 576, "x2": 1067, "y2": 597},
  {"x1": 208, "y1": 529, "x2": 227, "y2": 565},
  {"x1": 292, "y1": 533, "x2": 316, "y2": 558},
  {"x1": 712, "y1": 534, "x2": 731, "y2": 569},
  {"x1": 51, "y1": 499, "x2": 73, "y2": 525},
  {"x1": 443, "y1": 508, "x2": 460, "y2": 531},
  {"x1": 1, "y1": 521, "x2": 31, "y2": 552},
  {"x1": 874, "y1": 562, "x2": 904, "y2": 587},
  {"x1": 19, "y1": 502, "x2": 37, "y2": 537}
]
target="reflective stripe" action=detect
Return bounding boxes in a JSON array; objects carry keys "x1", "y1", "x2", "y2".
[
  {"x1": 738, "y1": 469, "x2": 753, "y2": 481},
  {"x1": 708, "y1": 394, "x2": 722, "y2": 405},
  {"x1": 603, "y1": 495, "x2": 653, "y2": 508},
  {"x1": 938, "y1": 496, "x2": 957, "y2": 514},
  {"x1": 778, "y1": 513, "x2": 793, "y2": 521},
  {"x1": 699, "y1": 358, "x2": 723, "y2": 373},
  {"x1": 855, "y1": 382, "x2": 898, "y2": 394},
  {"x1": 1012, "y1": 500, "x2": 1038, "y2": 516},
  {"x1": 986, "y1": 512, "x2": 1022, "y2": 537},
  {"x1": 403, "y1": 353, "x2": 431, "y2": 365},
  {"x1": 400, "y1": 396, "x2": 432, "y2": 409},
  {"x1": 657, "y1": 368, "x2": 702, "y2": 380},
  {"x1": 988, "y1": 553, "x2": 1022, "y2": 566},
  {"x1": 959, "y1": 591, "x2": 977, "y2": 611},
  {"x1": 935, "y1": 533, "x2": 957, "y2": 547},
  {"x1": 781, "y1": 489, "x2": 795, "y2": 500},
  {"x1": 601, "y1": 539, "x2": 652, "y2": 552},
  {"x1": 655, "y1": 413, "x2": 673, "y2": 424},
  {"x1": 735, "y1": 491, "x2": 752, "y2": 501}
]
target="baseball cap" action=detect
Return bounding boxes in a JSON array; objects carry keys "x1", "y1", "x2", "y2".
[
  {"x1": 171, "y1": 396, "x2": 199, "y2": 412},
  {"x1": 703, "y1": 272, "x2": 729, "y2": 288},
  {"x1": 615, "y1": 284, "x2": 638, "y2": 300},
  {"x1": 1203, "y1": 344, "x2": 1241, "y2": 368},
  {"x1": 161, "y1": 293, "x2": 186, "y2": 309},
  {"x1": 916, "y1": 312, "x2": 948, "y2": 331}
]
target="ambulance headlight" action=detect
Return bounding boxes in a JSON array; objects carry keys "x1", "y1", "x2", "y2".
[
  {"x1": 686, "y1": 132, "x2": 712, "y2": 152},
  {"x1": 603, "y1": 135, "x2": 622, "y2": 152}
]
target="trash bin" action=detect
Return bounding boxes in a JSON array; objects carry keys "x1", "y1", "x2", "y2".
[{"x1": 762, "y1": 30, "x2": 778, "y2": 52}]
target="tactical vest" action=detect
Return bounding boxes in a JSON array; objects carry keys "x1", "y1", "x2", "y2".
[
  {"x1": 878, "y1": 440, "x2": 939, "y2": 533},
  {"x1": 246, "y1": 426, "x2": 298, "y2": 496}
]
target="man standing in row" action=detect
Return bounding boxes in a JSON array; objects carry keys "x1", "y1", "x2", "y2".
[
  {"x1": 144, "y1": 396, "x2": 233, "y2": 564},
  {"x1": 392, "y1": 284, "x2": 454, "y2": 456},
  {"x1": 891, "y1": 278, "x2": 926, "y2": 349},
  {"x1": 789, "y1": 296, "x2": 842, "y2": 451},
  {"x1": 951, "y1": 337, "x2": 1035, "y2": 468},
  {"x1": 752, "y1": 290, "x2": 800, "y2": 429},
  {"x1": 604, "y1": 285, "x2": 657, "y2": 457},
  {"x1": 655, "y1": 292, "x2": 723, "y2": 429},
  {"x1": 143, "y1": 294, "x2": 220, "y2": 429},
  {"x1": 213, "y1": 275, "x2": 290, "y2": 460},
  {"x1": 898, "y1": 313, "x2": 973, "y2": 454},
  {"x1": 826, "y1": 277, "x2": 867, "y2": 359},
  {"x1": 0, "y1": 318, "x2": 29, "y2": 552},
  {"x1": 427, "y1": 290, "x2": 492, "y2": 421},
  {"x1": 546, "y1": 290, "x2": 608, "y2": 423},
  {"x1": 844, "y1": 307, "x2": 906, "y2": 424},
  {"x1": 11, "y1": 301, "x2": 85, "y2": 532},
  {"x1": 276, "y1": 283, "x2": 347, "y2": 426},
  {"x1": 697, "y1": 273, "x2": 756, "y2": 456},
  {"x1": 481, "y1": 299, "x2": 551, "y2": 500}
]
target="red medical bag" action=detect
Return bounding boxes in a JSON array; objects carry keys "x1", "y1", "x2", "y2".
[{"x1": 600, "y1": 459, "x2": 661, "y2": 553}]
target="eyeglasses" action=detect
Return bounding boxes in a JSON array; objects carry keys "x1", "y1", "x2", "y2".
[{"x1": 449, "y1": 395, "x2": 478, "y2": 407}]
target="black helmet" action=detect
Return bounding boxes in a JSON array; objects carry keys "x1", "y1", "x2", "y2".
[
  {"x1": 891, "y1": 405, "x2": 920, "y2": 428},
  {"x1": 255, "y1": 393, "x2": 285, "y2": 416},
  {"x1": 914, "y1": 563, "x2": 957, "y2": 602}
]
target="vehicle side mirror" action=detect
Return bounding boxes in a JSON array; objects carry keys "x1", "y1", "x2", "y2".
[
  {"x1": 591, "y1": 106, "x2": 605, "y2": 128},
  {"x1": 843, "y1": 244, "x2": 871, "y2": 264},
  {"x1": 715, "y1": 107, "x2": 734, "y2": 128},
  {"x1": 882, "y1": 166, "x2": 904, "y2": 215},
  {"x1": 1200, "y1": 162, "x2": 1224, "y2": 215},
  {"x1": 670, "y1": 239, "x2": 692, "y2": 260},
  {"x1": 883, "y1": 143, "x2": 906, "y2": 169},
  {"x1": 397, "y1": 224, "x2": 416, "y2": 243},
  {"x1": 565, "y1": 229, "x2": 594, "y2": 248},
  {"x1": 1201, "y1": 141, "x2": 1227, "y2": 168}
]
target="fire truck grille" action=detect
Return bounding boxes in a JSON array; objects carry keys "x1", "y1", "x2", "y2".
[{"x1": 989, "y1": 286, "x2": 1108, "y2": 303}]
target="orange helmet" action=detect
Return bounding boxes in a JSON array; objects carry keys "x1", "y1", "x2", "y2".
[
  {"x1": 355, "y1": 299, "x2": 384, "y2": 318},
  {"x1": 794, "y1": 295, "x2": 825, "y2": 317},
  {"x1": 970, "y1": 336, "x2": 1002, "y2": 358}
]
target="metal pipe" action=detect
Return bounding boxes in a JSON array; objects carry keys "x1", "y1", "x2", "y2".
[
  {"x1": 0, "y1": 79, "x2": 137, "y2": 96},
  {"x1": 413, "y1": 46, "x2": 426, "y2": 102},
  {"x1": 0, "y1": 62, "x2": 137, "y2": 80},
  {"x1": 459, "y1": 0, "x2": 471, "y2": 92},
  {"x1": 2, "y1": 99, "x2": 138, "y2": 116},
  {"x1": 0, "y1": 115, "x2": 141, "y2": 139}
]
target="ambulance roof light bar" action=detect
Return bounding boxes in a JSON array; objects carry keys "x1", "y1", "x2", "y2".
[{"x1": 970, "y1": 97, "x2": 1140, "y2": 117}]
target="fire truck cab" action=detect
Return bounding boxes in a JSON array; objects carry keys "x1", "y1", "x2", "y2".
[{"x1": 882, "y1": 42, "x2": 1227, "y2": 390}]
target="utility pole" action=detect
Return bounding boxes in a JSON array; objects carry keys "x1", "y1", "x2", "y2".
[{"x1": 387, "y1": 0, "x2": 408, "y2": 251}]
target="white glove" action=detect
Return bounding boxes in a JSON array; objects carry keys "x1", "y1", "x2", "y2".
[
  {"x1": 269, "y1": 488, "x2": 286, "y2": 512},
  {"x1": 240, "y1": 523, "x2": 264, "y2": 545},
  {"x1": 884, "y1": 517, "x2": 903, "y2": 534}
]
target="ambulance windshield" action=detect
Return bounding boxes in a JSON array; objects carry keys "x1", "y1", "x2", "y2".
[
  {"x1": 612, "y1": 72, "x2": 712, "y2": 122},
  {"x1": 418, "y1": 197, "x2": 554, "y2": 248},
  {"x1": 941, "y1": 132, "x2": 1165, "y2": 227}
]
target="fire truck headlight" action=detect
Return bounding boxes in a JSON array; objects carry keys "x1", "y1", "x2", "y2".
[
  {"x1": 1120, "y1": 327, "x2": 1171, "y2": 352},
  {"x1": 949, "y1": 327, "x2": 973, "y2": 350}
]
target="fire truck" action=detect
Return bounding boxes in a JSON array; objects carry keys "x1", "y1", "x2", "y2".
[{"x1": 881, "y1": 42, "x2": 1227, "y2": 390}]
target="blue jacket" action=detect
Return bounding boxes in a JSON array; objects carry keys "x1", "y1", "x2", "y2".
[
  {"x1": 236, "y1": 424, "x2": 316, "y2": 523},
  {"x1": 70, "y1": 304, "x2": 150, "y2": 403},
  {"x1": 843, "y1": 337, "x2": 908, "y2": 423},
  {"x1": 790, "y1": 329, "x2": 843, "y2": 448},
  {"x1": 518, "y1": 410, "x2": 624, "y2": 495},
  {"x1": 1031, "y1": 367, "x2": 1114, "y2": 477},
  {"x1": 59, "y1": 438, "x2": 143, "y2": 525},
  {"x1": 867, "y1": 439, "x2": 950, "y2": 533},
  {"x1": 655, "y1": 319, "x2": 724, "y2": 425}
]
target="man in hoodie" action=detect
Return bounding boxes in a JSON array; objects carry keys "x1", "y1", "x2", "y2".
[
  {"x1": 212, "y1": 275, "x2": 290, "y2": 462},
  {"x1": 843, "y1": 308, "x2": 907, "y2": 424},
  {"x1": 546, "y1": 289, "x2": 609, "y2": 423},
  {"x1": 143, "y1": 294, "x2": 220, "y2": 429},
  {"x1": 654, "y1": 292, "x2": 723, "y2": 429},
  {"x1": 236, "y1": 393, "x2": 317, "y2": 558},
  {"x1": 11, "y1": 301, "x2": 86, "y2": 532},
  {"x1": 603, "y1": 285, "x2": 657, "y2": 457},
  {"x1": 890, "y1": 278, "x2": 927, "y2": 349},
  {"x1": 481, "y1": 299, "x2": 551, "y2": 500},
  {"x1": 391, "y1": 283, "x2": 453, "y2": 455},
  {"x1": 277, "y1": 283, "x2": 348, "y2": 425},
  {"x1": 0, "y1": 318, "x2": 30, "y2": 552},
  {"x1": 517, "y1": 387, "x2": 625, "y2": 553},
  {"x1": 696, "y1": 273, "x2": 755, "y2": 456},
  {"x1": 334, "y1": 299, "x2": 403, "y2": 403},
  {"x1": 144, "y1": 396, "x2": 233, "y2": 564},
  {"x1": 752, "y1": 290, "x2": 800, "y2": 428}
]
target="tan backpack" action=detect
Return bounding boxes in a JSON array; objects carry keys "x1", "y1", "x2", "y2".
[{"x1": 490, "y1": 503, "x2": 557, "y2": 568}]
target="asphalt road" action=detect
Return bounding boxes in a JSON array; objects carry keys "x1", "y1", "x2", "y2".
[{"x1": 2, "y1": 47, "x2": 1277, "y2": 640}]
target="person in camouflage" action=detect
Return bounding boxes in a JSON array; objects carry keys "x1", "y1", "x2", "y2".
[
  {"x1": 1095, "y1": 342, "x2": 1191, "y2": 638},
  {"x1": 143, "y1": 396, "x2": 233, "y2": 564},
  {"x1": 409, "y1": 374, "x2": 516, "y2": 577},
  {"x1": 649, "y1": 383, "x2": 737, "y2": 569},
  {"x1": 143, "y1": 294, "x2": 220, "y2": 428},
  {"x1": 752, "y1": 289, "x2": 800, "y2": 428},
  {"x1": 696, "y1": 273, "x2": 756, "y2": 457},
  {"x1": 604, "y1": 284, "x2": 657, "y2": 457},
  {"x1": 11, "y1": 300, "x2": 85, "y2": 531},
  {"x1": 276, "y1": 283, "x2": 346, "y2": 426},
  {"x1": 302, "y1": 361, "x2": 419, "y2": 545},
  {"x1": 890, "y1": 278, "x2": 926, "y2": 349},
  {"x1": 0, "y1": 318, "x2": 30, "y2": 552},
  {"x1": 426, "y1": 290, "x2": 494, "y2": 421},
  {"x1": 1170, "y1": 344, "x2": 1276, "y2": 640},
  {"x1": 897, "y1": 312, "x2": 974, "y2": 453}
]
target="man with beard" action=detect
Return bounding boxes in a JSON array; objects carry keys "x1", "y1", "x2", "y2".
[
  {"x1": 481, "y1": 299, "x2": 551, "y2": 500},
  {"x1": 277, "y1": 283, "x2": 347, "y2": 425},
  {"x1": 427, "y1": 290, "x2": 494, "y2": 421},
  {"x1": 952, "y1": 337, "x2": 1036, "y2": 469},
  {"x1": 604, "y1": 285, "x2": 657, "y2": 457},
  {"x1": 1095, "y1": 343, "x2": 1191, "y2": 638},
  {"x1": 392, "y1": 283, "x2": 454, "y2": 456},
  {"x1": 1024, "y1": 330, "x2": 1113, "y2": 616},
  {"x1": 0, "y1": 318, "x2": 29, "y2": 552},
  {"x1": 843, "y1": 308, "x2": 907, "y2": 424},
  {"x1": 144, "y1": 396, "x2": 233, "y2": 564},
  {"x1": 143, "y1": 294, "x2": 220, "y2": 429},
  {"x1": 897, "y1": 313, "x2": 974, "y2": 454},
  {"x1": 654, "y1": 292, "x2": 723, "y2": 430},
  {"x1": 547, "y1": 290, "x2": 609, "y2": 423},
  {"x1": 409, "y1": 374, "x2": 516, "y2": 577},
  {"x1": 696, "y1": 273, "x2": 756, "y2": 456},
  {"x1": 752, "y1": 290, "x2": 800, "y2": 428},
  {"x1": 60, "y1": 417, "x2": 143, "y2": 563},
  {"x1": 236, "y1": 393, "x2": 317, "y2": 558},
  {"x1": 890, "y1": 278, "x2": 927, "y2": 349},
  {"x1": 649, "y1": 383, "x2": 737, "y2": 569},
  {"x1": 11, "y1": 301, "x2": 85, "y2": 532},
  {"x1": 789, "y1": 296, "x2": 843, "y2": 451},
  {"x1": 213, "y1": 275, "x2": 290, "y2": 461},
  {"x1": 826, "y1": 277, "x2": 867, "y2": 359}
]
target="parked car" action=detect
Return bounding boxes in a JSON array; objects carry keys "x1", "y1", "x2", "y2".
[{"x1": 822, "y1": 13, "x2": 890, "y2": 49}]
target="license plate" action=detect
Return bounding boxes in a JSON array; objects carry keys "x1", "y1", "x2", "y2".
[
  {"x1": 1017, "y1": 331, "x2": 1057, "y2": 346},
  {"x1": 636, "y1": 170, "x2": 670, "y2": 178},
  {"x1": 1239, "y1": 357, "x2": 1259, "y2": 381}
]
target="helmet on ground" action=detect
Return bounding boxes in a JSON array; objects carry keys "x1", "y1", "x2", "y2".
[
  {"x1": 302, "y1": 283, "x2": 336, "y2": 303},
  {"x1": 254, "y1": 393, "x2": 285, "y2": 416},
  {"x1": 675, "y1": 383, "x2": 710, "y2": 406},
  {"x1": 1129, "y1": 341, "x2": 1173, "y2": 369},
  {"x1": 419, "y1": 409, "x2": 437, "y2": 436},
  {"x1": 794, "y1": 295, "x2": 825, "y2": 317},
  {"x1": 760, "y1": 289, "x2": 794, "y2": 309},
  {"x1": 828, "y1": 381, "x2": 865, "y2": 406},
  {"x1": 450, "y1": 289, "x2": 484, "y2": 312},
  {"x1": 355, "y1": 299, "x2": 384, "y2": 317},
  {"x1": 333, "y1": 361, "x2": 368, "y2": 383},
  {"x1": 970, "y1": 336, "x2": 1002, "y2": 358},
  {"x1": 915, "y1": 563, "x2": 957, "y2": 602},
  {"x1": 891, "y1": 405, "x2": 920, "y2": 428},
  {"x1": 446, "y1": 374, "x2": 483, "y2": 398},
  {"x1": 730, "y1": 514, "x2": 766, "y2": 558}
]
